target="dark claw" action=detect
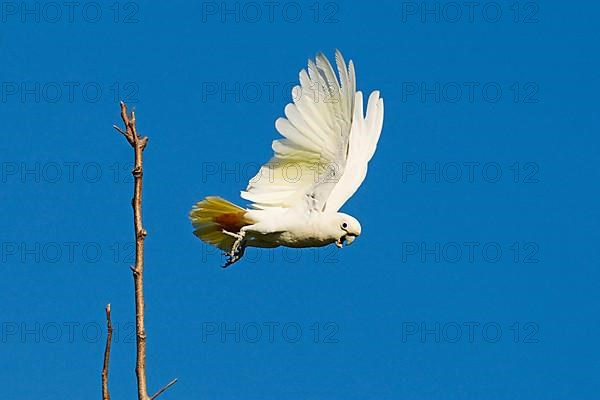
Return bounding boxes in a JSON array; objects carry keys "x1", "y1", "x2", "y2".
[{"x1": 221, "y1": 245, "x2": 246, "y2": 268}]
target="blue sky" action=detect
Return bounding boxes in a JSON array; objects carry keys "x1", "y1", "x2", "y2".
[{"x1": 1, "y1": 1, "x2": 599, "y2": 399}]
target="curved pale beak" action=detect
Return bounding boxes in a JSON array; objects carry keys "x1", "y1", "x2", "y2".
[{"x1": 345, "y1": 235, "x2": 356, "y2": 246}]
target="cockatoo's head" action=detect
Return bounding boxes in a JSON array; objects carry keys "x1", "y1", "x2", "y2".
[{"x1": 334, "y1": 213, "x2": 362, "y2": 248}]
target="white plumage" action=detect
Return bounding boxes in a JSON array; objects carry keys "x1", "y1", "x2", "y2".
[{"x1": 190, "y1": 50, "x2": 384, "y2": 267}]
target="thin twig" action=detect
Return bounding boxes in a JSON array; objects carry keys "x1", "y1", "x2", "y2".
[
  {"x1": 115, "y1": 101, "x2": 150, "y2": 400},
  {"x1": 150, "y1": 378, "x2": 179, "y2": 400},
  {"x1": 113, "y1": 102, "x2": 176, "y2": 400},
  {"x1": 102, "y1": 304, "x2": 113, "y2": 400}
]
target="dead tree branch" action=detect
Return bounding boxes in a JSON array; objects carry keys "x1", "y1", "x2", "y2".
[
  {"x1": 102, "y1": 304, "x2": 113, "y2": 400},
  {"x1": 110, "y1": 101, "x2": 176, "y2": 400},
  {"x1": 150, "y1": 378, "x2": 179, "y2": 400}
]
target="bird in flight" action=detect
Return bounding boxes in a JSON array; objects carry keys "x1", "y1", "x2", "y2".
[{"x1": 190, "y1": 50, "x2": 384, "y2": 267}]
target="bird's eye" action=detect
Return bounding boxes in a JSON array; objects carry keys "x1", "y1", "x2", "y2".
[{"x1": 342, "y1": 222, "x2": 348, "y2": 229}]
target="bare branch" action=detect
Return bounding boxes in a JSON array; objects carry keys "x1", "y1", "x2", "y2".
[
  {"x1": 113, "y1": 124, "x2": 128, "y2": 137},
  {"x1": 101, "y1": 304, "x2": 113, "y2": 400},
  {"x1": 150, "y1": 378, "x2": 179, "y2": 400},
  {"x1": 112, "y1": 102, "x2": 176, "y2": 400},
  {"x1": 116, "y1": 101, "x2": 150, "y2": 400}
]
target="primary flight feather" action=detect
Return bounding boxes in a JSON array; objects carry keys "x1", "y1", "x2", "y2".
[{"x1": 190, "y1": 50, "x2": 384, "y2": 267}]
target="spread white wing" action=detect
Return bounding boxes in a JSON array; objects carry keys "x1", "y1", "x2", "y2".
[{"x1": 241, "y1": 50, "x2": 384, "y2": 212}]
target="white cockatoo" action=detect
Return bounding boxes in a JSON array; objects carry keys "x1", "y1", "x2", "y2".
[{"x1": 190, "y1": 50, "x2": 384, "y2": 267}]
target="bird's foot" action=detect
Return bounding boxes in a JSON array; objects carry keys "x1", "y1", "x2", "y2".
[
  {"x1": 223, "y1": 247, "x2": 245, "y2": 268},
  {"x1": 222, "y1": 230, "x2": 246, "y2": 268},
  {"x1": 231, "y1": 230, "x2": 246, "y2": 254},
  {"x1": 222, "y1": 230, "x2": 243, "y2": 240}
]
